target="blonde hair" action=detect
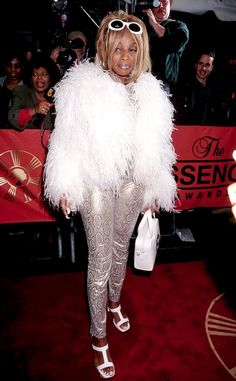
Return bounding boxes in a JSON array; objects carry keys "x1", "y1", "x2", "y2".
[{"x1": 95, "y1": 10, "x2": 151, "y2": 83}]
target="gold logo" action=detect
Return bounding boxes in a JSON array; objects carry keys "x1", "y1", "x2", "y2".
[
  {"x1": 0, "y1": 149, "x2": 43, "y2": 204},
  {"x1": 206, "y1": 293, "x2": 236, "y2": 379}
]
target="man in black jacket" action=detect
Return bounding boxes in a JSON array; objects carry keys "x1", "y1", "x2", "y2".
[
  {"x1": 172, "y1": 49, "x2": 217, "y2": 125},
  {"x1": 143, "y1": 0, "x2": 189, "y2": 92}
]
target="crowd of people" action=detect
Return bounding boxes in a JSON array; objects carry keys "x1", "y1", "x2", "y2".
[
  {"x1": 140, "y1": 0, "x2": 236, "y2": 126},
  {"x1": 0, "y1": 28, "x2": 89, "y2": 130},
  {"x1": 0, "y1": 2, "x2": 236, "y2": 379},
  {"x1": 8, "y1": 53, "x2": 60, "y2": 131},
  {"x1": 0, "y1": 1, "x2": 236, "y2": 130}
]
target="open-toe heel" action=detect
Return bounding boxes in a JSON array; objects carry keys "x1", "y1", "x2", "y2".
[
  {"x1": 107, "y1": 305, "x2": 130, "y2": 333},
  {"x1": 92, "y1": 343, "x2": 115, "y2": 379}
]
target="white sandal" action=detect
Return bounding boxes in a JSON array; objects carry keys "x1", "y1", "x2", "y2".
[
  {"x1": 92, "y1": 343, "x2": 115, "y2": 379},
  {"x1": 107, "y1": 305, "x2": 130, "y2": 333}
]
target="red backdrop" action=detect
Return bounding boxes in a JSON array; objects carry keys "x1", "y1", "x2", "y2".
[
  {"x1": 172, "y1": 125, "x2": 236, "y2": 210},
  {"x1": 0, "y1": 130, "x2": 55, "y2": 223},
  {"x1": 0, "y1": 127, "x2": 235, "y2": 223}
]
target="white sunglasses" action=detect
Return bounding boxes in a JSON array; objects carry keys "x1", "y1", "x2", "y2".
[{"x1": 108, "y1": 19, "x2": 143, "y2": 35}]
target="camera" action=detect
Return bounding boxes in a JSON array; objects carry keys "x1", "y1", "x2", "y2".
[
  {"x1": 57, "y1": 48, "x2": 77, "y2": 69},
  {"x1": 135, "y1": 0, "x2": 160, "y2": 11},
  {"x1": 53, "y1": 31, "x2": 84, "y2": 70},
  {"x1": 56, "y1": 36, "x2": 85, "y2": 70}
]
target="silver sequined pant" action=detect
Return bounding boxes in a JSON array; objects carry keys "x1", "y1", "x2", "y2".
[{"x1": 80, "y1": 179, "x2": 144, "y2": 338}]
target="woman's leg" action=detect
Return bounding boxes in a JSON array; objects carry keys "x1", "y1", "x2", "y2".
[
  {"x1": 80, "y1": 187, "x2": 117, "y2": 378},
  {"x1": 80, "y1": 186, "x2": 114, "y2": 339},
  {"x1": 108, "y1": 179, "x2": 144, "y2": 303}
]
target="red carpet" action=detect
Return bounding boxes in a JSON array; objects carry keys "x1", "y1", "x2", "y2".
[{"x1": 0, "y1": 261, "x2": 236, "y2": 381}]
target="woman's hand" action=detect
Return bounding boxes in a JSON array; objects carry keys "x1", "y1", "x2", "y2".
[
  {"x1": 227, "y1": 150, "x2": 236, "y2": 219},
  {"x1": 228, "y1": 182, "x2": 236, "y2": 219},
  {"x1": 59, "y1": 197, "x2": 71, "y2": 219},
  {"x1": 142, "y1": 205, "x2": 158, "y2": 214},
  {"x1": 35, "y1": 100, "x2": 53, "y2": 116}
]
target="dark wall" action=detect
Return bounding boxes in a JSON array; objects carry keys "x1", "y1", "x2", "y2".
[
  {"x1": 1, "y1": 2, "x2": 236, "y2": 68},
  {"x1": 171, "y1": 10, "x2": 236, "y2": 74},
  {"x1": 0, "y1": 0, "x2": 109, "y2": 58}
]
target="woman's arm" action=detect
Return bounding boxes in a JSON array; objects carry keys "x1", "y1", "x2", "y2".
[{"x1": 227, "y1": 150, "x2": 236, "y2": 219}]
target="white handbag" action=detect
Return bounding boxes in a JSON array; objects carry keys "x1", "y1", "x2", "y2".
[{"x1": 134, "y1": 209, "x2": 160, "y2": 271}]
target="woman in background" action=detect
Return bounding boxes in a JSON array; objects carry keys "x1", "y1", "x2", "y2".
[
  {"x1": 8, "y1": 53, "x2": 60, "y2": 131},
  {"x1": 0, "y1": 49, "x2": 25, "y2": 128}
]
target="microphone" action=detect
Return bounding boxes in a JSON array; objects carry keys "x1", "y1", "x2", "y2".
[
  {"x1": 33, "y1": 87, "x2": 55, "y2": 128},
  {"x1": 45, "y1": 87, "x2": 55, "y2": 103}
]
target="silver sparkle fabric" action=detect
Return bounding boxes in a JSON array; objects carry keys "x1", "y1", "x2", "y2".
[{"x1": 80, "y1": 178, "x2": 144, "y2": 338}]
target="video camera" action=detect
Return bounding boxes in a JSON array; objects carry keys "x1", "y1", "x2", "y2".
[
  {"x1": 133, "y1": 0, "x2": 160, "y2": 21},
  {"x1": 135, "y1": 0, "x2": 160, "y2": 11}
]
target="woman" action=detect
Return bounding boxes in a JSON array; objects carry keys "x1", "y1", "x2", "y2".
[
  {"x1": 8, "y1": 53, "x2": 60, "y2": 131},
  {"x1": 0, "y1": 50, "x2": 25, "y2": 90},
  {"x1": 44, "y1": 10, "x2": 176, "y2": 378},
  {"x1": 0, "y1": 49, "x2": 25, "y2": 128}
]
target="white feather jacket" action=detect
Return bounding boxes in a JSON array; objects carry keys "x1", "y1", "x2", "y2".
[{"x1": 44, "y1": 61, "x2": 177, "y2": 212}]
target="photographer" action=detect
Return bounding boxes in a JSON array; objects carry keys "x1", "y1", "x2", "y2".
[
  {"x1": 141, "y1": 0, "x2": 189, "y2": 92},
  {"x1": 50, "y1": 30, "x2": 88, "y2": 75}
]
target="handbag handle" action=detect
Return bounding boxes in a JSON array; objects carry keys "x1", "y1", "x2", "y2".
[{"x1": 139, "y1": 209, "x2": 155, "y2": 229}]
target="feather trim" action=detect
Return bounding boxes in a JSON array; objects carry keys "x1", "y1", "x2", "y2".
[{"x1": 44, "y1": 61, "x2": 177, "y2": 212}]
